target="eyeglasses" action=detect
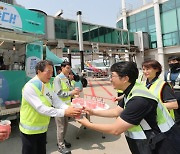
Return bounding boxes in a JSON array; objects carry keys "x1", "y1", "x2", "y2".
[
  {"x1": 110, "y1": 75, "x2": 119, "y2": 78},
  {"x1": 43, "y1": 69, "x2": 53, "y2": 74}
]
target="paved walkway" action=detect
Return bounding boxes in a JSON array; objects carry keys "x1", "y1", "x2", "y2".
[{"x1": 0, "y1": 78, "x2": 131, "y2": 154}]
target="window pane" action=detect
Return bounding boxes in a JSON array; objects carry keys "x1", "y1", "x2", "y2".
[
  {"x1": 111, "y1": 29, "x2": 118, "y2": 44},
  {"x1": 129, "y1": 32, "x2": 134, "y2": 45},
  {"x1": 150, "y1": 32, "x2": 157, "y2": 42},
  {"x1": 136, "y1": 19, "x2": 148, "y2": 32},
  {"x1": 162, "y1": 31, "x2": 179, "y2": 47},
  {"x1": 82, "y1": 24, "x2": 90, "y2": 41},
  {"x1": 147, "y1": 7, "x2": 154, "y2": 17},
  {"x1": 127, "y1": 15, "x2": 135, "y2": 23},
  {"x1": 99, "y1": 27, "x2": 106, "y2": 43},
  {"x1": 136, "y1": 11, "x2": 147, "y2": 21},
  {"x1": 151, "y1": 42, "x2": 157, "y2": 48},
  {"x1": 147, "y1": 16, "x2": 156, "y2": 33},
  {"x1": 112, "y1": 30, "x2": 122, "y2": 44},
  {"x1": 122, "y1": 31, "x2": 129, "y2": 45},
  {"x1": 116, "y1": 20, "x2": 123, "y2": 29},
  {"x1": 128, "y1": 22, "x2": 136, "y2": 32},
  {"x1": 67, "y1": 21, "x2": 76, "y2": 40},
  {"x1": 105, "y1": 28, "x2": 113, "y2": 43},
  {"x1": 161, "y1": 10, "x2": 178, "y2": 34},
  {"x1": 149, "y1": 32, "x2": 157, "y2": 49},
  {"x1": 160, "y1": 0, "x2": 176, "y2": 13},
  {"x1": 176, "y1": 0, "x2": 180, "y2": 7},
  {"x1": 55, "y1": 19, "x2": 68, "y2": 39},
  {"x1": 89, "y1": 25, "x2": 99, "y2": 42}
]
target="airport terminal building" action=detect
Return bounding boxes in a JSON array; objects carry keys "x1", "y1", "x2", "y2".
[
  {"x1": 117, "y1": 0, "x2": 180, "y2": 70},
  {"x1": 1, "y1": 0, "x2": 179, "y2": 71}
]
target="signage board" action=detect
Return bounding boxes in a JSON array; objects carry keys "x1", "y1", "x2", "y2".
[{"x1": 0, "y1": 2, "x2": 45, "y2": 35}]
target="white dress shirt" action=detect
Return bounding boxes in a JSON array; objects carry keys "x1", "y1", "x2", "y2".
[{"x1": 23, "y1": 81, "x2": 69, "y2": 118}]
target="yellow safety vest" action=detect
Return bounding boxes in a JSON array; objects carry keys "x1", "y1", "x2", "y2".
[
  {"x1": 19, "y1": 80, "x2": 53, "y2": 135},
  {"x1": 148, "y1": 78, "x2": 175, "y2": 119},
  {"x1": 71, "y1": 80, "x2": 76, "y2": 89},
  {"x1": 58, "y1": 77, "x2": 71, "y2": 106},
  {"x1": 125, "y1": 82, "x2": 174, "y2": 140}
]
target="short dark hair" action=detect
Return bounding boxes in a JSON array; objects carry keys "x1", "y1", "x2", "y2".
[
  {"x1": 168, "y1": 56, "x2": 180, "y2": 62},
  {"x1": 61, "y1": 61, "x2": 71, "y2": 68},
  {"x1": 56, "y1": 66, "x2": 62, "y2": 73},
  {"x1": 35, "y1": 60, "x2": 53, "y2": 74},
  {"x1": 142, "y1": 60, "x2": 162, "y2": 77},
  {"x1": 110, "y1": 61, "x2": 139, "y2": 83}
]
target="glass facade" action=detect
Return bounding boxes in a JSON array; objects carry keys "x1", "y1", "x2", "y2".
[
  {"x1": 127, "y1": 7, "x2": 156, "y2": 48},
  {"x1": 116, "y1": 0, "x2": 180, "y2": 49},
  {"x1": 160, "y1": 0, "x2": 180, "y2": 47},
  {"x1": 55, "y1": 19, "x2": 77, "y2": 40},
  {"x1": 176, "y1": 0, "x2": 180, "y2": 7},
  {"x1": 160, "y1": 0, "x2": 176, "y2": 12},
  {"x1": 55, "y1": 19, "x2": 130, "y2": 47}
]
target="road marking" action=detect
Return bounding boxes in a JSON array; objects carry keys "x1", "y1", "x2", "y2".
[
  {"x1": 95, "y1": 80, "x2": 113, "y2": 97},
  {"x1": 88, "y1": 79, "x2": 96, "y2": 97}
]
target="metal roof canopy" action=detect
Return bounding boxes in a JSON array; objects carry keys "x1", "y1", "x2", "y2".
[
  {"x1": 0, "y1": 28, "x2": 45, "y2": 50},
  {"x1": 0, "y1": 28, "x2": 44, "y2": 43}
]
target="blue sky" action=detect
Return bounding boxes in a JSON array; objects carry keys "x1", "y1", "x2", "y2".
[
  {"x1": 15, "y1": 0, "x2": 120, "y2": 27},
  {"x1": 15, "y1": 0, "x2": 148, "y2": 28}
]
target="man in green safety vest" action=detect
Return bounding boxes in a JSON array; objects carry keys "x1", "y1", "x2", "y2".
[
  {"x1": 19, "y1": 60, "x2": 82, "y2": 154},
  {"x1": 53, "y1": 61, "x2": 80, "y2": 154},
  {"x1": 78, "y1": 61, "x2": 180, "y2": 154}
]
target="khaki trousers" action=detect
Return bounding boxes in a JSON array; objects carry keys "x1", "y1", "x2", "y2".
[{"x1": 55, "y1": 116, "x2": 68, "y2": 149}]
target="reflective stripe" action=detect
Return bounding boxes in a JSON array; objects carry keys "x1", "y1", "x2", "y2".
[
  {"x1": 174, "y1": 73, "x2": 180, "y2": 89},
  {"x1": 59, "y1": 78, "x2": 71, "y2": 104},
  {"x1": 20, "y1": 78, "x2": 52, "y2": 135},
  {"x1": 135, "y1": 88, "x2": 175, "y2": 132},
  {"x1": 125, "y1": 130, "x2": 147, "y2": 139},
  {"x1": 140, "y1": 119, "x2": 151, "y2": 130},
  {"x1": 157, "y1": 102, "x2": 174, "y2": 132},
  {"x1": 124, "y1": 83, "x2": 175, "y2": 139},
  {"x1": 125, "y1": 89, "x2": 157, "y2": 103},
  {"x1": 153, "y1": 80, "x2": 164, "y2": 95},
  {"x1": 20, "y1": 122, "x2": 48, "y2": 131},
  {"x1": 125, "y1": 119, "x2": 151, "y2": 139},
  {"x1": 149, "y1": 79, "x2": 175, "y2": 119},
  {"x1": 167, "y1": 72, "x2": 171, "y2": 83},
  {"x1": 158, "y1": 121, "x2": 174, "y2": 132}
]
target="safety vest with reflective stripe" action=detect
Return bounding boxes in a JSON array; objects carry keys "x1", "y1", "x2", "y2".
[
  {"x1": 167, "y1": 72, "x2": 180, "y2": 90},
  {"x1": 58, "y1": 77, "x2": 71, "y2": 106},
  {"x1": 124, "y1": 82, "x2": 174, "y2": 140},
  {"x1": 148, "y1": 78, "x2": 175, "y2": 119},
  {"x1": 19, "y1": 80, "x2": 53, "y2": 135}
]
